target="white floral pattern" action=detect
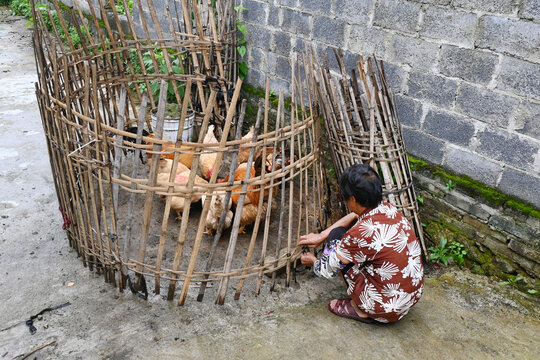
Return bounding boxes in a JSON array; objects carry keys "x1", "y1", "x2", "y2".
[{"x1": 336, "y1": 202, "x2": 424, "y2": 323}]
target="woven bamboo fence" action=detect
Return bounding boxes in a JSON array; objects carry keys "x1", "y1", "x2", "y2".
[
  {"x1": 305, "y1": 48, "x2": 426, "y2": 254},
  {"x1": 32, "y1": 0, "x2": 327, "y2": 304}
]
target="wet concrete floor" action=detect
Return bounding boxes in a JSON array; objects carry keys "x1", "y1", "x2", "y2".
[{"x1": 0, "y1": 10, "x2": 538, "y2": 360}]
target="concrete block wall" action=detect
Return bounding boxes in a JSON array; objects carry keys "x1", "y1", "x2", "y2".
[{"x1": 238, "y1": 0, "x2": 540, "y2": 210}]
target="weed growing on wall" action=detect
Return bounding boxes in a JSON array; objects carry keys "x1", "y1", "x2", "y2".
[
  {"x1": 234, "y1": 5, "x2": 247, "y2": 80},
  {"x1": 428, "y1": 237, "x2": 467, "y2": 267}
]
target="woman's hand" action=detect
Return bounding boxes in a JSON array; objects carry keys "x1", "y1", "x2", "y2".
[
  {"x1": 298, "y1": 233, "x2": 325, "y2": 248},
  {"x1": 300, "y1": 252, "x2": 317, "y2": 267}
]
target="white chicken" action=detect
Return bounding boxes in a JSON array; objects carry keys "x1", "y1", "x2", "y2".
[{"x1": 201, "y1": 193, "x2": 233, "y2": 235}]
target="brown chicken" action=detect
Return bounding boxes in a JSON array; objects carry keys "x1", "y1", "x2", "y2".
[
  {"x1": 200, "y1": 125, "x2": 219, "y2": 180},
  {"x1": 146, "y1": 133, "x2": 194, "y2": 168},
  {"x1": 200, "y1": 193, "x2": 233, "y2": 235},
  {"x1": 237, "y1": 201, "x2": 267, "y2": 234},
  {"x1": 156, "y1": 169, "x2": 208, "y2": 219}
]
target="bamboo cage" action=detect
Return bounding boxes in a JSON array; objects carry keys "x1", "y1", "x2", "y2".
[
  {"x1": 32, "y1": 0, "x2": 327, "y2": 305},
  {"x1": 306, "y1": 48, "x2": 426, "y2": 254}
]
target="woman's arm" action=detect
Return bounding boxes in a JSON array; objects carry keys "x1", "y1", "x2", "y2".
[{"x1": 298, "y1": 212, "x2": 358, "y2": 248}]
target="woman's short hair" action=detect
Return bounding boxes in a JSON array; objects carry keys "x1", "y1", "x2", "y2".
[{"x1": 339, "y1": 164, "x2": 383, "y2": 208}]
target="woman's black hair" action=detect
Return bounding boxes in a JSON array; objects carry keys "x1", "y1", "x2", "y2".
[{"x1": 339, "y1": 164, "x2": 383, "y2": 208}]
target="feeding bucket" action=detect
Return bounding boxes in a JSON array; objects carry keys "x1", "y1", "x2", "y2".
[{"x1": 151, "y1": 109, "x2": 197, "y2": 142}]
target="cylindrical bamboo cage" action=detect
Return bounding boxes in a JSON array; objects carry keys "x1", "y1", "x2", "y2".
[
  {"x1": 306, "y1": 48, "x2": 426, "y2": 254},
  {"x1": 32, "y1": 0, "x2": 327, "y2": 304}
]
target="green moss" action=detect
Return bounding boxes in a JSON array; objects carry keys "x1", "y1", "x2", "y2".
[
  {"x1": 409, "y1": 155, "x2": 540, "y2": 219},
  {"x1": 241, "y1": 84, "x2": 300, "y2": 116}
]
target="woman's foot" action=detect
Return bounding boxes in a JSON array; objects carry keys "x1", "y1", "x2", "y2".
[{"x1": 328, "y1": 298, "x2": 374, "y2": 324}]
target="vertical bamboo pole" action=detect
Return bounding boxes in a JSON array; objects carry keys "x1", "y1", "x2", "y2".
[
  {"x1": 132, "y1": 80, "x2": 168, "y2": 291},
  {"x1": 214, "y1": 100, "x2": 263, "y2": 305},
  {"x1": 197, "y1": 99, "x2": 247, "y2": 302},
  {"x1": 177, "y1": 79, "x2": 242, "y2": 305}
]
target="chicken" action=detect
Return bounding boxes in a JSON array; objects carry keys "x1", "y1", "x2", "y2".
[
  {"x1": 218, "y1": 162, "x2": 258, "y2": 206},
  {"x1": 237, "y1": 202, "x2": 267, "y2": 234},
  {"x1": 200, "y1": 125, "x2": 219, "y2": 180},
  {"x1": 200, "y1": 193, "x2": 233, "y2": 235},
  {"x1": 147, "y1": 158, "x2": 189, "y2": 175},
  {"x1": 237, "y1": 126, "x2": 254, "y2": 164},
  {"x1": 146, "y1": 133, "x2": 194, "y2": 169},
  {"x1": 156, "y1": 169, "x2": 208, "y2": 219}
]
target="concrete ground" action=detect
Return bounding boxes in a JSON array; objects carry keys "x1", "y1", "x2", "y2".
[{"x1": 1, "y1": 10, "x2": 539, "y2": 360}]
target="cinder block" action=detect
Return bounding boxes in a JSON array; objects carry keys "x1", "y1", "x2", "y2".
[
  {"x1": 268, "y1": 6, "x2": 281, "y2": 27},
  {"x1": 455, "y1": 83, "x2": 518, "y2": 128},
  {"x1": 335, "y1": 0, "x2": 374, "y2": 24},
  {"x1": 514, "y1": 101, "x2": 540, "y2": 141},
  {"x1": 401, "y1": 127, "x2": 445, "y2": 164},
  {"x1": 438, "y1": 44, "x2": 498, "y2": 85},
  {"x1": 298, "y1": 0, "x2": 332, "y2": 14},
  {"x1": 276, "y1": 55, "x2": 292, "y2": 81},
  {"x1": 266, "y1": 52, "x2": 278, "y2": 75},
  {"x1": 313, "y1": 16, "x2": 345, "y2": 47},
  {"x1": 407, "y1": 72, "x2": 458, "y2": 108},
  {"x1": 347, "y1": 25, "x2": 389, "y2": 59},
  {"x1": 273, "y1": 31, "x2": 291, "y2": 56},
  {"x1": 443, "y1": 147, "x2": 502, "y2": 187},
  {"x1": 248, "y1": 47, "x2": 266, "y2": 70},
  {"x1": 476, "y1": 128, "x2": 539, "y2": 172},
  {"x1": 420, "y1": 6, "x2": 477, "y2": 47},
  {"x1": 270, "y1": 77, "x2": 291, "y2": 96},
  {"x1": 373, "y1": 0, "x2": 421, "y2": 34},
  {"x1": 522, "y1": 0, "x2": 540, "y2": 21},
  {"x1": 282, "y1": 8, "x2": 312, "y2": 36},
  {"x1": 453, "y1": 0, "x2": 515, "y2": 13},
  {"x1": 392, "y1": 34, "x2": 439, "y2": 70},
  {"x1": 245, "y1": 69, "x2": 266, "y2": 89},
  {"x1": 497, "y1": 57, "x2": 540, "y2": 99},
  {"x1": 242, "y1": 0, "x2": 268, "y2": 25},
  {"x1": 395, "y1": 95, "x2": 423, "y2": 128},
  {"x1": 246, "y1": 24, "x2": 271, "y2": 51},
  {"x1": 422, "y1": 109, "x2": 475, "y2": 146},
  {"x1": 381, "y1": 61, "x2": 407, "y2": 93},
  {"x1": 277, "y1": 0, "x2": 298, "y2": 7},
  {"x1": 476, "y1": 16, "x2": 540, "y2": 61},
  {"x1": 410, "y1": 0, "x2": 451, "y2": 4}
]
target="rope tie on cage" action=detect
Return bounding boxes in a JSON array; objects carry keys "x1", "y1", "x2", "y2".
[{"x1": 59, "y1": 206, "x2": 75, "y2": 230}]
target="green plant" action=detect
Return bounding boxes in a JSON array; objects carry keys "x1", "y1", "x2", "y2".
[
  {"x1": 428, "y1": 237, "x2": 467, "y2": 266},
  {"x1": 499, "y1": 276, "x2": 523, "y2": 287},
  {"x1": 428, "y1": 237, "x2": 450, "y2": 265},
  {"x1": 141, "y1": 46, "x2": 185, "y2": 106},
  {"x1": 416, "y1": 195, "x2": 424, "y2": 205},
  {"x1": 112, "y1": 0, "x2": 133, "y2": 15},
  {"x1": 234, "y1": 6, "x2": 247, "y2": 80},
  {"x1": 527, "y1": 289, "x2": 538, "y2": 295},
  {"x1": 448, "y1": 241, "x2": 467, "y2": 266},
  {"x1": 11, "y1": 0, "x2": 86, "y2": 48},
  {"x1": 445, "y1": 179, "x2": 455, "y2": 191}
]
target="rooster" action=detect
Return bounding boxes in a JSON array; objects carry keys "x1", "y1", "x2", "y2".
[
  {"x1": 201, "y1": 193, "x2": 233, "y2": 235},
  {"x1": 200, "y1": 125, "x2": 219, "y2": 180},
  {"x1": 156, "y1": 169, "x2": 208, "y2": 219}
]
